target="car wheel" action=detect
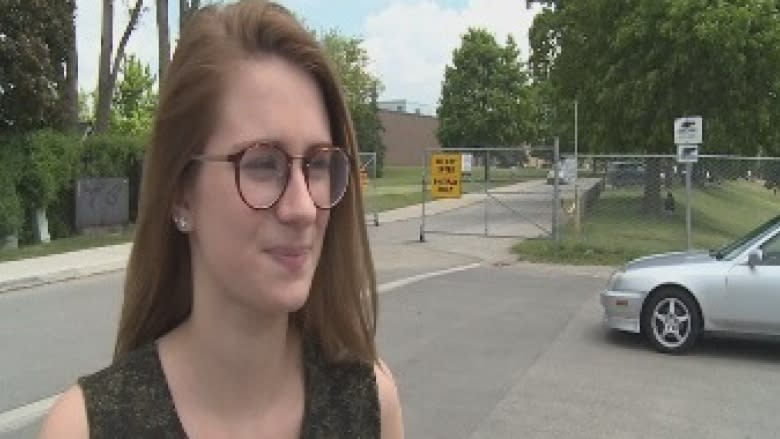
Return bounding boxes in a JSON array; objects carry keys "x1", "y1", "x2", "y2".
[{"x1": 641, "y1": 288, "x2": 701, "y2": 354}]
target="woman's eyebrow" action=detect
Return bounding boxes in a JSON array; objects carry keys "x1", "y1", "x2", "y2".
[{"x1": 230, "y1": 138, "x2": 334, "y2": 151}]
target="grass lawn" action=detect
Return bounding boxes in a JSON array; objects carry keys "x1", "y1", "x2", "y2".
[
  {"x1": 513, "y1": 180, "x2": 780, "y2": 266},
  {"x1": 0, "y1": 227, "x2": 135, "y2": 262}
]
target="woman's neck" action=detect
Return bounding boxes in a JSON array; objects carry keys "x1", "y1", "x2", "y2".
[{"x1": 159, "y1": 294, "x2": 304, "y2": 420}]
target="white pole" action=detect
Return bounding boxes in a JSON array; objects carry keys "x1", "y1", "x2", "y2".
[
  {"x1": 686, "y1": 162, "x2": 692, "y2": 252},
  {"x1": 574, "y1": 99, "x2": 578, "y2": 183}
]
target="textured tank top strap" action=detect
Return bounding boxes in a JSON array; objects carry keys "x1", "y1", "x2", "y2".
[
  {"x1": 300, "y1": 338, "x2": 381, "y2": 438},
  {"x1": 77, "y1": 342, "x2": 187, "y2": 438}
]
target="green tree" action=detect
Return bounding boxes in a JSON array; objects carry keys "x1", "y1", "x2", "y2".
[
  {"x1": 319, "y1": 30, "x2": 386, "y2": 176},
  {"x1": 437, "y1": 29, "x2": 533, "y2": 147},
  {"x1": 529, "y1": 0, "x2": 780, "y2": 211},
  {"x1": 0, "y1": 0, "x2": 77, "y2": 133},
  {"x1": 437, "y1": 28, "x2": 534, "y2": 178},
  {"x1": 110, "y1": 54, "x2": 157, "y2": 136}
]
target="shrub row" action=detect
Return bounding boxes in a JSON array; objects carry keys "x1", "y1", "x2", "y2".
[{"x1": 0, "y1": 130, "x2": 146, "y2": 243}]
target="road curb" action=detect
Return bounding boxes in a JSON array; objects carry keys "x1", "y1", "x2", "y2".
[{"x1": 0, "y1": 261, "x2": 126, "y2": 294}]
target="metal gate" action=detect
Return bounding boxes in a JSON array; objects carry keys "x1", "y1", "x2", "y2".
[
  {"x1": 358, "y1": 152, "x2": 379, "y2": 226},
  {"x1": 419, "y1": 145, "x2": 564, "y2": 241}
]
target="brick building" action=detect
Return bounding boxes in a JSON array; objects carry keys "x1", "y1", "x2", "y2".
[{"x1": 378, "y1": 109, "x2": 441, "y2": 167}]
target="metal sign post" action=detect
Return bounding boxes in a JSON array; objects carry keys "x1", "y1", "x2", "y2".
[
  {"x1": 675, "y1": 116, "x2": 703, "y2": 252},
  {"x1": 420, "y1": 151, "x2": 428, "y2": 243},
  {"x1": 685, "y1": 162, "x2": 692, "y2": 251}
]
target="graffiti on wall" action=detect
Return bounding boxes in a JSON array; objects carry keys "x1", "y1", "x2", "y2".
[{"x1": 75, "y1": 178, "x2": 130, "y2": 230}]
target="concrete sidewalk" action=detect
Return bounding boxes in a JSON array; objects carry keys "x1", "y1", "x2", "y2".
[
  {"x1": 0, "y1": 244, "x2": 131, "y2": 293},
  {"x1": 0, "y1": 185, "x2": 512, "y2": 293}
]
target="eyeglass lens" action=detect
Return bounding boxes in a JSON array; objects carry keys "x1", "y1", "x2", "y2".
[{"x1": 237, "y1": 144, "x2": 349, "y2": 209}]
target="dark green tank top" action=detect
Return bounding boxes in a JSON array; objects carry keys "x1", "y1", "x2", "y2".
[{"x1": 77, "y1": 339, "x2": 380, "y2": 438}]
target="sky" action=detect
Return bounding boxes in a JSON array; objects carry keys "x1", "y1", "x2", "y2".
[{"x1": 75, "y1": 0, "x2": 542, "y2": 111}]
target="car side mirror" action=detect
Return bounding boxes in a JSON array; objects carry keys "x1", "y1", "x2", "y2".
[{"x1": 748, "y1": 249, "x2": 763, "y2": 268}]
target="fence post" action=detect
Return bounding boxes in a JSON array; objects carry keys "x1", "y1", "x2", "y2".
[
  {"x1": 574, "y1": 184, "x2": 581, "y2": 235},
  {"x1": 420, "y1": 149, "x2": 427, "y2": 243},
  {"x1": 372, "y1": 153, "x2": 379, "y2": 227},
  {"x1": 484, "y1": 150, "x2": 490, "y2": 237},
  {"x1": 686, "y1": 161, "x2": 692, "y2": 252},
  {"x1": 552, "y1": 138, "x2": 561, "y2": 243}
]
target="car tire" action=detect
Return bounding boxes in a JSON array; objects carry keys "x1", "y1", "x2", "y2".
[{"x1": 641, "y1": 288, "x2": 701, "y2": 354}]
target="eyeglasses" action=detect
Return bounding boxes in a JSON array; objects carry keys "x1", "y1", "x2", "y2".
[{"x1": 190, "y1": 141, "x2": 351, "y2": 210}]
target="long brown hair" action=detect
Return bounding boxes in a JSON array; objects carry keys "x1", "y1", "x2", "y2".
[{"x1": 115, "y1": 0, "x2": 377, "y2": 364}]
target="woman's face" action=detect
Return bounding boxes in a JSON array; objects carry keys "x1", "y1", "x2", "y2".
[{"x1": 180, "y1": 55, "x2": 334, "y2": 316}]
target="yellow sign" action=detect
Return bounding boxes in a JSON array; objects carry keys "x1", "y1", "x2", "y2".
[{"x1": 430, "y1": 153, "x2": 462, "y2": 198}]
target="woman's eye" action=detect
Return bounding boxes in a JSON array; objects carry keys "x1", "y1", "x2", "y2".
[
  {"x1": 309, "y1": 157, "x2": 331, "y2": 170},
  {"x1": 244, "y1": 158, "x2": 278, "y2": 170}
]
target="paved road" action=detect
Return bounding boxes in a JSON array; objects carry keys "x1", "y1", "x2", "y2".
[
  {"x1": 0, "y1": 216, "x2": 483, "y2": 437},
  {"x1": 379, "y1": 262, "x2": 780, "y2": 439},
  {"x1": 4, "y1": 208, "x2": 780, "y2": 438}
]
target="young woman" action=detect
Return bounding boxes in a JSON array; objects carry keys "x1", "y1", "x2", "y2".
[{"x1": 40, "y1": 1, "x2": 403, "y2": 437}]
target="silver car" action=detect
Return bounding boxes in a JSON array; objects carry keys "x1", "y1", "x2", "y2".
[{"x1": 601, "y1": 215, "x2": 780, "y2": 353}]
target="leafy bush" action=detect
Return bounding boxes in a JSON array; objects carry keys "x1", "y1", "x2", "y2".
[
  {"x1": 0, "y1": 135, "x2": 26, "y2": 237},
  {"x1": 1, "y1": 130, "x2": 147, "y2": 242},
  {"x1": 17, "y1": 129, "x2": 82, "y2": 210},
  {"x1": 79, "y1": 134, "x2": 146, "y2": 178},
  {"x1": 0, "y1": 147, "x2": 23, "y2": 237}
]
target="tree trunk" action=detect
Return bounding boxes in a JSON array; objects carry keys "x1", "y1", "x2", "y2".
[
  {"x1": 65, "y1": 3, "x2": 79, "y2": 132},
  {"x1": 156, "y1": 0, "x2": 170, "y2": 83},
  {"x1": 95, "y1": 0, "x2": 145, "y2": 134},
  {"x1": 642, "y1": 157, "x2": 662, "y2": 215},
  {"x1": 95, "y1": 0, "x2": 114, "y2": 133}
]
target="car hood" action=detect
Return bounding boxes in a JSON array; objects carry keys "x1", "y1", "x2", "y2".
[{"x1": 625, "y1": 250, "x2": 714, "y2": 271}]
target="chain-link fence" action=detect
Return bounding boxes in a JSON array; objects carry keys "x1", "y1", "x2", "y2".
[
  {"x1": 358, "y1": 152, "x2": 379, "y2": 226},
  {"x1": 556, "y1": 153, "x2": 780, "y2": 257}
]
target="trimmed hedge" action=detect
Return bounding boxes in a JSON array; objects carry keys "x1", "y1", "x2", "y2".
[
  {"x1": 0, "y1": 130, "x2": 147, "y2": 242},
  {"x1": 0, "y1": 136, "x2": 24, "y2": 237},
  {"x1": 0, "y1": 135, "x2": 26, "y2": 238}
]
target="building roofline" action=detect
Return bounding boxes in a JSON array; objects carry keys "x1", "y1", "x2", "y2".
[{"x1": 377, "y1": 108, "x2": 438, "y2": 120}]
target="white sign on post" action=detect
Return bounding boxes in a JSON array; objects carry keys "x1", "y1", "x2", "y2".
[
  {"x1": 674, "y1": 116, "x2": 702, "y2": 145},
  {"x1": 461, "y1": 153, "x2": 472, "y2": 174},
  {"x1": 674, "y1": 116, "x2": 703, "y2": 253}
]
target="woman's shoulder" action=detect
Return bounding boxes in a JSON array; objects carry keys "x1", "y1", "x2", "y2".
[
  {"x1": 39, "y1": 385, "x2": 89, "y2": 439},
  {"x1": 374, "y1": 359, "x2": 404, "y2": 439}
]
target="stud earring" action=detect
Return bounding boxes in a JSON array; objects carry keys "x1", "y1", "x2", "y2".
[{"x1": 174, "y1": 216, "x2": 191, "y2": 232}]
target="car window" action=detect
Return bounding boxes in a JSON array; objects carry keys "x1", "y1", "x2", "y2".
[
  {"x1": 717, "y1": 216, "x2": 780, "y2": 260},
  {"x1": 760, "y1": 233, "x2": 780, "y2": 266}
]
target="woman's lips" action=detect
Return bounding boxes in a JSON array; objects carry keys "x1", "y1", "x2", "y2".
[{"x1": 266, "y1": 247, "x2": 310, "y2": 272}]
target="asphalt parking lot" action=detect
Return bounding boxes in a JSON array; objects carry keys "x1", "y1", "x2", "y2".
[{"x1": 377, "y1": 260, "x2": 780, "y2": 439}]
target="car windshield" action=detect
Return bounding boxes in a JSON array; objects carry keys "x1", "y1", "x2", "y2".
[{"x1": 712, "y1": 215, "x2": 780, "y2": 260}]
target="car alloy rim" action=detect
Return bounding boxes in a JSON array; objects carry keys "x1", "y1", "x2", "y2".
[{"x1": 651, "y1": 297, "x2": 691, "y2": 349}]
